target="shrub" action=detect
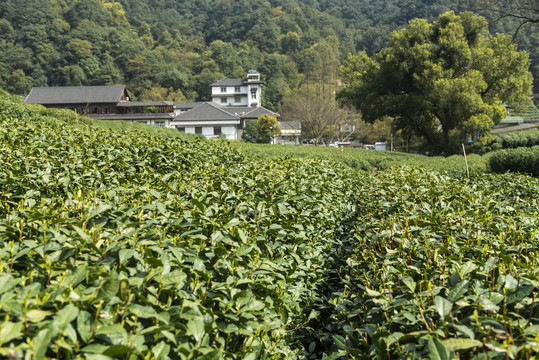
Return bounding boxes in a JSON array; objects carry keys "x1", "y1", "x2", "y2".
[
  {"x1": 40, "y1": 107, "x2": 79, "y2": 123},
  {"x1": 488, "y1": 145, "x2": 539, "y2": 176},
  {"x1": 0, "y1": 95, "x2": 39, "y2": 120}
]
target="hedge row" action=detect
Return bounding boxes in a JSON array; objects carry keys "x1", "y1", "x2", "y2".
[
  {"x1": 473, "y1": 129, "x2": 539, "y2": 153},
  {"x1": 488, "y1": 145, "x2": 539, "y2": 176}
]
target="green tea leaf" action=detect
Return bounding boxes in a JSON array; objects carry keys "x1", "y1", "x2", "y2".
[
  {"x1": 435, "y1": 296, "x2": 451, "y2": 319},
  {"x1": 152, "y1": 341, "x2": 170, "y2": 360},
  {"x1": 460, "y1": 262, "x2": 477, "y2": 277},
  {"x1": 402, "y1": 276, "x2": 416, "y2": 292},
  {"x1": 454, "y1": 324, "x2": 475, "y2": 339},
  {"x1": 0, "y1": 275, "x2": 15, "y2": 295},
  {"x1": 32, "y1": 328, "x2": 53, "y2": 359},
  {"x1": 72, "y1": 225, "x2": 92, "y2": 242},
  {"x1": 332, "y1": 335, "x2": 346, "y2": 350},
  {"x1": 0, "y1": 321, "x2": 23, "y2": 344},
  {"x1": 187, "y1": 320, "x2": 205, "y2": 343},
  {"x1": 54, "y1": 303, "x2": 79, "y2": 330},
  {"x1": 97, "y1": 272, "x2": 119, "y2": 301},
  {"x1": 77, "y1": 310, "x2": 92, "y2": 343},
  {"x1": 428, "y1": 337, "x2": 452, "y2": 360},
  {"x1": 65, "y1": 263, "x2": 88, "y2": 288},
  {"x1": 365, "y1": 287, "x2": 381, "y2": 297},
  {"x1": 84, "y1": 354, "x2": 114, "y2": 360},
  {"x1": 448, "y1": 281, "x2": 469, "y2": 303},
  {"x1": 236, "y1": 228, "x2": 248, "y2": 243},
  {"x1": 158, "y1": 270, "x2": 187, "y2": 286},
  {"x1": 118, "y1": 249, "x2": 135, "y2": 264},
  {"x1": 441, "y1": 338, "x2": 482, "y2": 351},
  {"x1": 25, "y1": 310, "x2": 51, "y2": 323},
  {"x1": 103, "y1": 345, "x2": 133, "y2": 357},
  {"x1": 506, "y1": 285, "x2": 534, "y2": 305},
  {"x1": 128, "y1": 304, "x2": 158, "y2": 319}
]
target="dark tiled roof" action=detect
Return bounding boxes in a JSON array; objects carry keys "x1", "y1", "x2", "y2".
[
  {"x1": 25, "y1": 85, "x2": 128, "y2": 105},
  {"x1": 211, "y1": 79, "x2": 244, "y2": 86},
  {"x1": 220, "y1": 106, "x2": 255, "y2": 116},
  {"x1": 174, "y1": 102, "x2": 206, "y2": 110},
  {"x1": 174, "y1": 102, "x2": 239, "y2": 121},
  {"x1": 216, "y1": 105, "x2": 280, "y2": 119},
  {"x1": 239, "y1": 107, "x2": 280, "y2": 119},
  {"x1": 116, "y1": 101, "x2": 173, "y2": 107},
  {"x1": 279, "y1": 121, "x2": 301, "y2": 131},
  {"x1": 84, "y1": 114, "x2": 174, "y2": 120}
]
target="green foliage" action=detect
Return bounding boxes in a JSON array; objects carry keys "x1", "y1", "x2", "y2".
[
  {"x1": 488, "y1": 145, "x2": 539, "y2": 175},
  {"x1": 300, "y1": 167, "x2": 539, "y2": 357},
  {"x1": 235, "y1": 142, "x2": 489, "y2": 177},
  {"x1": 257, "y1": 114, "x2": 281, "y2": 143},
  {"x1": 0, "y1": 93, "x2": 360, "y2": 359},
  {"x1": 241, "y1": 119, "x2": 263, "y2": 143},
  {"x1": 337, "y1": 11, "x2": 533, "y2": 155},
  {"x1": 2, "y1": 86, "x2": 539, "y2": 359},
  {"x1": 470, "y1": 129, "x2": 539, "y2": 154},
  {"x1": 0, "y1": 0, "x2": 537, "y2": 111}
]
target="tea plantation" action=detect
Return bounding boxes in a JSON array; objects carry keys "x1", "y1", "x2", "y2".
[{"x1": 1, "y1": 95, "x2": 539, "y2": 359}]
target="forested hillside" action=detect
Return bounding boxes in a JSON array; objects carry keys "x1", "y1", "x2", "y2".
[{"x1": 0, "y1": 0, "x2": 537, "y2": 110}]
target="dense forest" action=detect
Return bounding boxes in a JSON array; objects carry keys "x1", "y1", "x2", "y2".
[{"x1": 0, "y1": 0, "x2": 537, "y2": 111}]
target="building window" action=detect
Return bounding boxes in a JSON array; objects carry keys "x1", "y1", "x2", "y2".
[
  {"x1": 195, "y1": 127, "x2": 203, "y2": 134},
  {"x1": 214, "y1": 126, "x2": 222, "y2": 136},
  {"x1": 234, "y1": 96, "x2": 241, "y2": 103},
  {"x1": 176, "y1": 127, "x2": 185, "y2": 132},
  {"x1": 220, "y1": 87, "x2": 226, "y2": 93},
  {"x1": 235, "y1": 87, "x2": 241, "y2": 92},
  {"x1": 154, "y1": 121, "x2": 165, "y2": 127},
  {"x1": 221, "y1": 97, "x2": 227, "y2": 103},
  {"x1": 251, "y1": 90, "x2": 257, "y2": 99}
]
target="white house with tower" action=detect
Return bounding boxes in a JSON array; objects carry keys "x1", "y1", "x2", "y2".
[
  {"x1": 24, "y1": 70, "x2": 301, "y2": 142},
  {"x1": 210, "y1": 70, "x2": 264, "y2": 107}
]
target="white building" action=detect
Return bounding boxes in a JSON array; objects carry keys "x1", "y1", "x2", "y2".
[
  {"x1": 170, "y1": 103, "x2": 280, "y2": 140},
  {"x1": 210, "y1": 70, "x2": 263, "y2": 107},
  {"x1": 24, "y1": 71, "x2": 301, "y2": 142},
  {"x1": 169, "y1": 70, "x2": 283, "y2": 140}
]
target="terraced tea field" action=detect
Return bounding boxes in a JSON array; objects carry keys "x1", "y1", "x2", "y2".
[{"x1": 1, "y1": 95, "x2": 538, "y2": 359}]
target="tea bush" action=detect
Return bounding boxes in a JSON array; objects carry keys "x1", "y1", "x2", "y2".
[
  {"x1": 301, "y1": 168, "x2": 539, "y2": 358},
  {"x1": 0, "y1": 96, "x2": 361, "y2": 359},
  {"x1": 235, "y1": 143, "x2": 488, "y2": 177},
  {"x1": 471, "y1": 129, "x2": 539, "y2": 154},
  {"x1": 489, "y1": 146, "x2": 539, "y2": 176},
  {"x1": 1, "y1": 95, "x2": 539, "y2": 359}
]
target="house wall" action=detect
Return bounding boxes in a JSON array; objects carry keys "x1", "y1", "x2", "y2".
[
  {"x1": 246, "y1": 84, "x2": 261, "y2": 107},
  {"x1": 182, "y1": 125, "x2": 237, "y2": 140},
  {"x1": 222, "y1": 126, "x2": 236, "y2": 140},
  {"x1": 202, "y1": 127, "x2": 214, "y2": 137},
  {"x1": 150, "y1": 119, "x2": 170, "y2": 127},
  {"x1": 211, "y1": 85, "x2": 248, "y2": 106},
  {"x1": 120, "y1": 119, "x2": 171, "y2": 127}
]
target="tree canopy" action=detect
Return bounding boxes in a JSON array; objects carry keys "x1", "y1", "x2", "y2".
[
  {"x1": 257, "y1": 114, "x2": 281, "y2": 143},
  {"x1": 0, "y1": 0, "x2": 537, "y2": 111},
  {"x1": 337, "y1": 11, "x2": 533, "y2": 154},
  {"x1": 241, "y1": 115, "x2": 280, "y2": 143}
]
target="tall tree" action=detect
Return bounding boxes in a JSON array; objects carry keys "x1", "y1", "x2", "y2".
[
  {"x1": 281, "y1": 37, "x2": 348, "y2": 144},
  {"x1": 257, "y1": 114, "x2": 281, "y2": 143},
  {"x1": 281, "y1": 83, "x2": 348, "y2": 145},
  {"x1": 337, "y1": 11, "x2": 533, "y2": 154}
]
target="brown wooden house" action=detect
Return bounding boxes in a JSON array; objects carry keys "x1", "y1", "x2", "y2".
[{"x1": 24, "y1": 85, "x2": 175, "y2": 126}]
